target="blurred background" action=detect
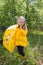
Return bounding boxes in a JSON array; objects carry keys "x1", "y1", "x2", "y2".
[{"x1": 0, "y1": 0, "x2": 43, "y2": 65}]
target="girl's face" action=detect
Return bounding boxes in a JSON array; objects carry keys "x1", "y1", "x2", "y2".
[{"x1": 18, "y1": 19, "x2": 25, "y2": 27}]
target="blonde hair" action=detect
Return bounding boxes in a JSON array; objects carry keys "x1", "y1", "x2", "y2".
[{"x1": 17, "y1": 16, "x2": 27, "y2": 30}]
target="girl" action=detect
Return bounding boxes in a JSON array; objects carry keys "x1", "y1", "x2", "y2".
[
  {"x1": 0, "y1": 16, "x2": 28, "y2": 58},
  {"x1": 14, "y1": 16, "x2": 28, "y2": 58}
]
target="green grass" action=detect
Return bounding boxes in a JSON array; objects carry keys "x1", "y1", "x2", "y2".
[{"x1": 0, "y1": 30, "x2": 43, "y2": 65}]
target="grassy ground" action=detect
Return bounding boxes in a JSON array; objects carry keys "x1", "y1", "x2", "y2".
[{"x1": 0, "y1": 30, "x2": 43, "y2": 65}]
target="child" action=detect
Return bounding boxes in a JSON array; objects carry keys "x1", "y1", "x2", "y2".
[
  {"x1": 0, "y1": 16, "x2": 28, "y2": 58},
  {"x1": 14, "y1": 16, "x2": 28, "y2": 58}
]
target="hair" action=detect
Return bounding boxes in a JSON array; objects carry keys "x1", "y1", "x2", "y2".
[{"x1": 17, "y1": 16, "x2": 27, "y2": 30}]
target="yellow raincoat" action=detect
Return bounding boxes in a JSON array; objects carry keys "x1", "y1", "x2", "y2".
[
  {"x1": 3, "y1": 24, "x2": 28, "y2": 53},
  {"x1": 14, "y1": 27, "x2": 28, "y2": 47}
]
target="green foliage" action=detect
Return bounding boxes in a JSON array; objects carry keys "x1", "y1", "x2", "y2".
[{"x1": 0, "y1": 0, "x2": 43, "y2": 65}]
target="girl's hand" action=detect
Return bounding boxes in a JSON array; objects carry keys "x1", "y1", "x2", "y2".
[{"x1": 20, "y1": 26, "x2": 22, "y2": 29}]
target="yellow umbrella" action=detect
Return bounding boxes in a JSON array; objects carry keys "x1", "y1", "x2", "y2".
[{"x1": 3, "y1": 24, "x2": 18, "y2": 53}]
